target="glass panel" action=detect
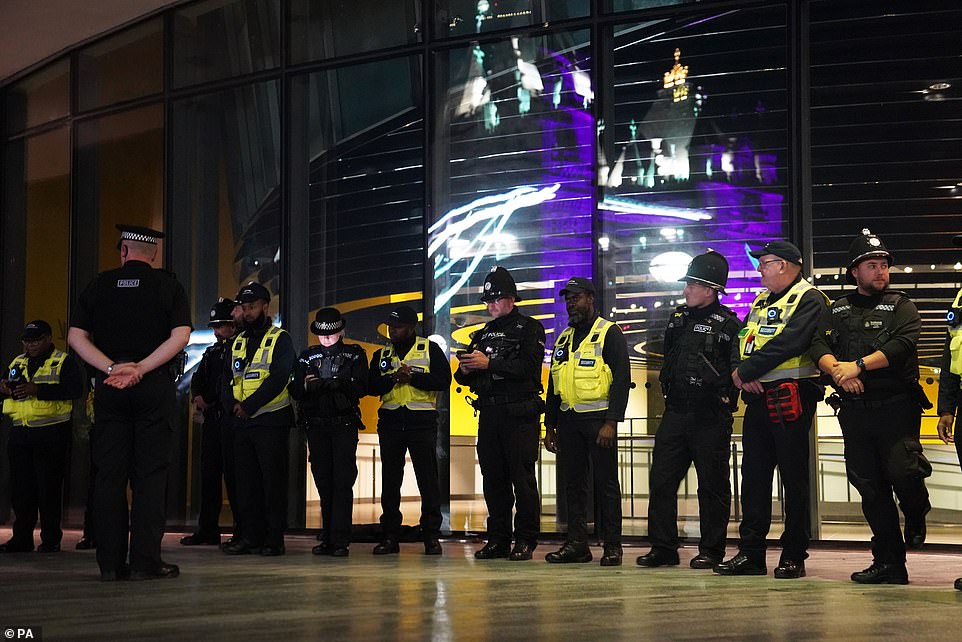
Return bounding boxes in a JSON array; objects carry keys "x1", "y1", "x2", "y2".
[
  {"x1": 435, "y1": 1, "x2": 588, "y2": 39},
  {"x1": 290, "y1": 56, "x2": 424, "y2": 528},
  {"x1": 77, "y1": 19, "x2": 164, "y2": 111},
  {"x1": 172, "y1": 0, "x2": 281, "y2": 88},
  {"x1": 170, "y1": 81, "x2": 281, "y2": 527},
  {"x1": 603, "y1": 7, "x2": 788, "y2": 521},
  {"x1": 289, "y1": 0, "x2": 420, "y2": 63},
  {"x1": 3, "y1": 59, "x2": 69, "y2": 135},
  {"x1": 810, "y1": 0, "x2": 962, "y2": 542},
  {"x1": 75, "y1": 105, "x2": 165, "y2": 277},
  {"x1": 0, "y1": 128, "x2": 75, "y2": 526},
  {"x1": 431, "y1": 31, "x2": 594, "y2": 527},
  {"x1": 607, "y1": 0, "x2": 703, "y2": 13}
]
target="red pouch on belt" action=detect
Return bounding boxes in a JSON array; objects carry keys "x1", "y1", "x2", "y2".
[{"x1": 766, "y1": 381, "x2": 802, "y2": 424}]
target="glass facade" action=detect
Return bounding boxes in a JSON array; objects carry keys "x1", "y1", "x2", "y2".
[{"x1": 2, "y1": 0, "x2": 961, "y2": 542}]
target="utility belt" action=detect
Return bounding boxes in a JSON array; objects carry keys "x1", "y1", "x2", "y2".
[
  {"x1": 470, "y1": 394, "x2": 545, "y2": 419},
  {"x1": 836, "y1": 392, "x2": 910, "y2": 410},
  {"x1": 303, "y1": 412, "x2": 362, "y2": 430}
]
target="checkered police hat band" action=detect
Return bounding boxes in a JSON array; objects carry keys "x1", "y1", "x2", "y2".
[{"x1": 121, "y1": 231, "x2": 158, "y2": 244}]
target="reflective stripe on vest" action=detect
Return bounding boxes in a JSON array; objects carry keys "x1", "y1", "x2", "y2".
[
  {"x1": 948, "y1": 288, "x2": 962, "y2": 378},
  {"x1": 2, "y1": 350, "x2": 72, "y2": 427},
  {"x1": 231, "y1": 326, "x2": 291, "y2": 418},
  {"x1": 550, "y1": 316, "x2": 614, "y2": 412},
  {"x1": 738, "y1": 280, "x2": 829, "y2": 382},
  {"x1": 379, "y1": 338, "x2": 437, "y2": 411}
]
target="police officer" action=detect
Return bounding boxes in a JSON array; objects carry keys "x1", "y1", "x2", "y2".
[
  {"x1": 636, "y1": 252, "x2": 742, "y2": 570},
  {"x1": 290, "y1": 308, "x2": 367, "y2": 557},
  {"x1": 68, "y1": 225, "x2": 191, "y2": 580},
  {"x1": 222, "y1": 282, "x2": 295, "y2": 557},
  {"x1": 368, "y1": 305, "x2": 449, "y2": 556},
  {"x1": 714, "y1": 240, "x2": 828, "y2": 579},
  {"x1": 455, "y1": 266, "x2": 547, "y2": 561},
  {"x1": 181, "y1": 298, "x2": 238, "y2": 547},
  {"x1": 936, "y1": 234, "x2": 962, "y2": 590},
  {"x1": 543, "y1": 277, "x2": 630, "y2": 567},
  {"x1": 811, "y1": 229, "x2": 930, "y2": 585},
  {"x1": 0, "y1": 320, "x2": 83, "y2": 553}
]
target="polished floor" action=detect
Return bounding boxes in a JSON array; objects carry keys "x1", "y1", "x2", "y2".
[{"x1": 2, "y1": 528, "x2": 962, "y2": 641}]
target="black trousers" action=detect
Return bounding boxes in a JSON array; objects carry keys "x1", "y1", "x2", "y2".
[
  {"x1": 306, "y1": 418, "x2": 359, "y2": 548},
  {"x1": 7, "y1": 422, "x2": 71, "y2": 547},
  {"x1": 196, "y1": 410, "x2": 225, "y2": 535},
  {"x1": 93, "y1": 370, "x2": 175, "y2": 573},
  {"x1": 476, "y1": 407, "x2": 541, "y2": 544},
  {"x1": 738, "y1": 384, "x2": 818, "y2": 563},
  {"x1": 557, "y1": 415, "x2": 622, "y2": 545},
  {"x1": 648, "y1": 407, "x2": 731, "y2": 558},
  {"x1": 840, "y1": 400, "x2": 930, "y2": 564},
  {"x1": 81, "y1": 426, "x2": 97, "y2": 540},
  {"x1": 221, "y1": 413, "x2": 241, "y2": 538},
  {"x1": 233, "y1": 420, "x2": 290, "y2": 548},
  {"x1": 378, "y1": 427, "x2": 442, "y2": 540}
]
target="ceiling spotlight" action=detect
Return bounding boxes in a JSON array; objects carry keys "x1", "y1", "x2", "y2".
[
  {"x1": 929, "y1": 82, "x2": 951, "y2": 91},
  {"x1": 903, "y1": 266, "x2": 913, "y2": 273}
]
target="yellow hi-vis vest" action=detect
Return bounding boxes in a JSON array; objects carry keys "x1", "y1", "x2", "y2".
[
  {"x1": 2, "y1": 350, "x2": 73, "y2": 427},
  {"x1": 231, "y1": 326, "x2": 291, "y2": 418},
  {"x1": 550, "y1": 316, "x2": 614, "y2": 412},
  {"x1": 379, "y1": 338, "x2": 437, "y2": 411},
  {"x1": 948, "y1": 288, "x2": 962, "y2": 378},
  {"x1": 738, "y1": 280, "x2": 829, "y2": 382}
]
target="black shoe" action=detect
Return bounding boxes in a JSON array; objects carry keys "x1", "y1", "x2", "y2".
[
  {"x1": 600, "y1": 544, "x2": 623, "y2": 567},
  {"x1": 312, "y1": 542, "x2": 333, "y2": 556},
  {"x1": 955, "y1": 577, "x2": 962, "y2": 591},
  {"x1": 36, "y1": 543, "x2": 61, "y2": 553},
  {"x1": 774, "y1": 559, "x2": 806, "y2": 579},
  {"x1": 713, "y1": 553, "x2": 767, "y2": 576},
  {"x1": 261, "y1": 545, "x2": 286, "y2": 557},
  {"x1": 474, "y1": 541, "x2": 510, "y2": 560},
  {"x1": 75, "y1": 537, "x2": 97, "y2": 550},
  {"x1": 223, "y1": 540, "x2": 262, "y2": 555},
  {"x1": 373, "y1": 540, "x2": 400, "y2": 555},
  {"x1": 100, "y1": 565, "x2": 130, "y2": 582},
  {"x1": 635, "y1": 549, "x2": 679, "y2": 568},
  {"x1": 130, "y1": 562, "x2": 180, "y2": 581},
  {"x1": 851, "y1": 562, "x2": 908, "y2": 585},
  {"x1": 509, "y1": 541, "x2": 537, "y2": 561},
  {"x1": 690, "y1": 554, "x2": 721, "y2": 569},
  {"x1": 424, "y1": 539, "x2": 443, "y2": 556},
  {"x1": 180, "y1": 532, "x2": 221, "y2": 546},
  {"x1": 904, "y1": 521, "x2": 926, "y2": 550},
  {"x1": 219, "y1": 536, "x2": 240, "y2": 551},
  {"x1": 545, "y1": 542, "x2": 592, "y2": 564},
  {"x1": 331, "y1": 546, "x2": 350, "y2": 557},
  {"x1": 0, "y1": 540, "x2": 34, "y2": 553}
]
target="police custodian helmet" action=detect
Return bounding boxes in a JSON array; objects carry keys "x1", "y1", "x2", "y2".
[
  {"x1": 480, "y1": 266, "x2": 522, "y2": 303},
  {"x1": 846, "y1": 228, "x2": 892, "y2": 285},
  {"x1": 680, "y1": 250, "x2": 729, "y2": 294}
]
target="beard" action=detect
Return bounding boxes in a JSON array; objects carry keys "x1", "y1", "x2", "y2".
[
  {"x1": 568, "y1": 308, "x2": 588, "y2": 327},
  {"x1": 241, "y1": 312, "x2": 267, "y2": 331}
]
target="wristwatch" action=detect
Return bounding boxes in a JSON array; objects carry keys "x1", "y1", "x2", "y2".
[
  {"x1": 106, "y1": 363, "x2": 115, "y2": 375},
  {"x1": 855, "y1": 357, "x2": 866, "y2": 372}
]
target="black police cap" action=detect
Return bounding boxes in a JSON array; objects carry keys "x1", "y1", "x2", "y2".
[
  {"x1": 953, "y1": 234, "x2": 962, "y2": 247},
  {"x1": 681, "y1": 250, "x2": 729, "y2": 293},
  {"x1": 749, "y1": 240, "x2": 803, "y2": 266},
  {"x1": 116, "y1": 224, "x2": 164, "y2": 250},
  {"x1": 208, "y1": 297, "x2": 236, "y2": 326},
  {"x1": 559, "y1": 277, "x2": 595, "y2": 297},
  {"x1": 235, "y1": 282, "x2": 271, "y2": 303},
  {"x1": 21, "y1": 319, "x2": 52, "y2": 340},
  {"x1": 312, "y1": 307, "x2": 346, "y2": 336},
  {"x1": 386, "y1": 305, "x2": 419, "y2": 326},
  {"x1": 480, "y1": 266, "x2": 522, "y2": 303}
]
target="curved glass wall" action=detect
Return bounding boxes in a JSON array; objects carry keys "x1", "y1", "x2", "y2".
[{"x1": 2, "y1": 0, "x2": 962, "y2": 543}]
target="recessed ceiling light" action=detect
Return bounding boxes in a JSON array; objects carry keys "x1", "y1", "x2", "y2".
[{"x1": 929, "y1": 82, "x2": 951, "y2": 91}]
